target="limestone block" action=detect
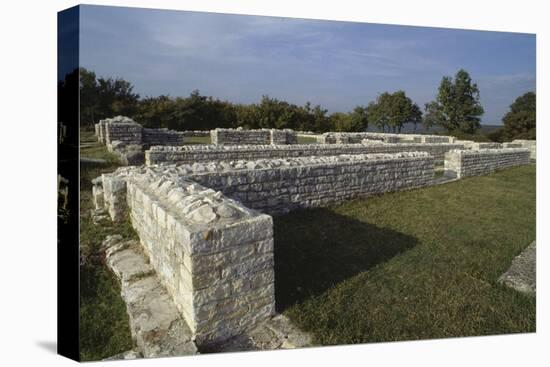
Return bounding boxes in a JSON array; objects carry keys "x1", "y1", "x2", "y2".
[
  {"x1": 104, "y1": 238, "x2": 198, "y2": 357},
  {"x1": 444, "y1": 148, "x2": 530, "y2": 178}
]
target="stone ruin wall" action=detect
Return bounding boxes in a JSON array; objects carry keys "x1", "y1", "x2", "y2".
[
  {"x1": 318, "y1": 132, "x2": 455, "y2": 144},
  {"x1": 92, "y1": 117, "x2": 536, "y2": 350},
  {"x1": 145, "y1": 142, "x2": 464, "y2": 166},
  {"x1": 513, "y1": 140, "x2": 536, "y2": 160},
  {"x1": 98, "y1": 169, "x2": 276, "y2": 345},
  {"x1": 146, "y1": 153, "x2": 434, "y2": 215},
  {"x1": 126, "y1": 174, "x2": 275, "y2": 345},
  {"x1": 94, "y1": 116, "x2": 188, "y2": 165},
  {"x1": 93, "y1": 145, "x2": 533, "y2": 348},
  {"x1": 444, "y1": 148, "x2": 530, "y2": 179},
  {"x1": 210, "y1": 128, "x2": 298, "y2": 145},
  {"x1": 104, "y1": 120, "x2": 143, "y2": 147},
  {"x1": 142, "y1": 128, "x2": 186, "y2": 146},
  {"x1": 94, "y1": 152, "x2": 435, "y2": 344}
]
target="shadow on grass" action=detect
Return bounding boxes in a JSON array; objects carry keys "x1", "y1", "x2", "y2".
[{"x1": 274, "y1": 207, "x2": 419, "y2": 312}]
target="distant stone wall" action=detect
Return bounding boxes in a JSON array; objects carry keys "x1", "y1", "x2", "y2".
[
  {"x1": 146, "y1": 142, "x2": 463, "y2": 166},
  {"x1": 97, "y1": 169, "x2": 275, "y2": 345},
  {"x1": 502, "y1": 142, "x2": 523, "y2": 149},
  {"x1": 444, "y1": 148, "x2": 530, "y2": 179},
  {"x1": 211, "y1": 128, "x2": 297, "y2": 145},
  {"x1": 94, "y1": 116, "x2": 192, "y2": 165},
  {"x1": 470, "y1": 142, "x2": 502, "y2": 150},
  {"x1": 142, "y1": 128, "x2": 186, "y2": 146},
  {"x1": 318, "y1": 132, "x2": 455, "y2": 144},
  {"x1": 513, "y1": 140, "x2": 536, "y2": 160},
  {"x1": 104, "y1": 117, "x2": 143, "y2": 146}
]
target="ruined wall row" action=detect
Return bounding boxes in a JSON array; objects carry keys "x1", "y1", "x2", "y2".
[
  {"x1": 318, "y1": 132, "x2": 455, "y2": 144},
  {"x1": 211, "y1": 128, "x2": 297, "y2": 145},
  {"x1": 513, "y1": 140, "x2": 536, "y2": 160},
  {"x1": 174, "y1": 153, "x2": 435, "y2": 215},
  {"x1": 444, "y1": 148, "x2": 530, "y2": 179},
  {"x1": 146, "y1": 142, "x2": 463, "y2": 166},
  {"x1": 120, "y1": 172, "x2": 275, "y2": 345}
]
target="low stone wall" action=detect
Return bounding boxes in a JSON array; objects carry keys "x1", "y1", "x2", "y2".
[
  {"x1": 444, "y1": 148, "x2": 530, "y2": 179},
  {"x1": 96, "y1": 151, "x2": 433, "y2": 346},
  {"x1": 148, "y1": 153, "x2": 434, "y2": 215},
  {"x1": 104, "y1": 119, "x2": 143, "y2": 146},
  {"x1": 211, "y1": 128, "x2": 297, "y2": 145},
  {"x1": 513, "y1": 140, "x2": 536, "y2": 160},
  {"x1": 318, "y1": 132, "x2": 455, "y2": 144},
  {"x1": 142, "y1": 128, "x2": 186, "y2": 146},
  {"x1": 470, "y1": 142, "x2": 502, "y2": 150},
  {"x1": 99, "y1": 169, "x2": 276, "y2": 345},
  {"x1": 502, "y1": 142, "x2": 523, "y2": 149},
  {"x1": 146, "y1": 142, "x2": 463, "y2": 166},
  {"x1": 95, "y1": 116, "x2": 193, "y2": 165}
]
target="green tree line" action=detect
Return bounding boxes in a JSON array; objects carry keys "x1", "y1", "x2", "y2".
[{"x1": 68, "y1": 67, "x2": 535, "y2": 140}]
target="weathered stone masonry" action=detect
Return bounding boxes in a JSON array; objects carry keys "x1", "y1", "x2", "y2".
[
  {"x1": 94, "y1": 152, "x2": 434, "y2": 345},
  {"x1": 93, "y1": 118, "x2": 535, "y2": 353},
  {"x1": 101, "y1": 169, "x2": 277, "y2": 345},
  {"x1": 318, "y1": 132, "x2": 456, "y2": 144},
  {"x1": 157, "y1": 153, "x2": 435, "y2": 215},
  {"x1": 513, "y1": 140, "x2": 536, "y2": 160},
  {"x1": 211, "y1": 128, "x2": 298, "y2": 145},
  {"x1": 145, "y1": 142, "x2": 463, "y2": 166},
  {"x1": 94, "y1": 116, "x2": 187, "y2": 165},
  {"x1": 444, "y1": 148, "x2": 530, "y2": 179}
]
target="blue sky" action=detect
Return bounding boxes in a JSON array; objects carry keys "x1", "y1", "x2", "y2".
[{"x1": 79, "y1": 5, "x2": 536, "y2": 124}]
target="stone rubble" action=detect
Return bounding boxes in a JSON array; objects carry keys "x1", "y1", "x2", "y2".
[
  {"x1": 103, "y1": 236, "x2": 199, "y2": 358},
  {"x1": 497, "y1": 241, "x2": 536, "y2": 295}
]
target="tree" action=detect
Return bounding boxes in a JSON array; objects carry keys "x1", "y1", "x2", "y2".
[
  {"x1": 348, "y1": 106, "x2": 369, "y2": 132},
  {"x1": 502, "y1": 92, "x2": 536, "y2": 140},
  {"x1": 409, "y1": 103, "x2": 423, "y2": 133},
  {"x1": 78, "y1": 67, "x2": 139, "y2": 126},
  {"x1": 366, "y1": 91, "x2": 422, "y2": 133},
  {"x1": 423, "y1": 69, "x2": 484, "y2": 134}
]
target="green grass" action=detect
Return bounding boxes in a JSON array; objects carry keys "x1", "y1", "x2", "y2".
[
  {"x1": 79, "y1": 129, "x2": 136, "y2": 361},
  {"x1": 274, "y1": 164, "x2": 536, "y2": 345},
  {"x1": 184, "y1": 135, "x2": 211, "y2": 144},
  {"x1": 297, "y1": 135, "x2": 319, "y2": 144}
]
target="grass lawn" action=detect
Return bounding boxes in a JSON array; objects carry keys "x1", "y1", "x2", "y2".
[
  {"x1": 297, "y1": 135, "x2": 319, "y2": 144},
  {"x1": 274, "y1": 164, "x2": 536, "y2": 345},
  {"x1": 184, "y1": 135, "x2": 211, "y2": 144},
  {"x1": 79, "y1": 129, "x2": 136, "y2": 361}
]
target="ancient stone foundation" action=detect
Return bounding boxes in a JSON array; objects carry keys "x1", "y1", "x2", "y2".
[
  {"x1": 513, "y1": 140, "x2": 536, "y2": 160},
  {"x1": 146, "y1": 142, "x2": 463, "y2": 166},
  {"x1": 469, "y1": 142, "x2": 502, "y2": 150},
  {"x1": 146, "y1": 153, "x2": 435, "y2": 215},
  {"x1": 95, "y1": 116, "x2": 188, "y2": 165},
  {"x1": 97, "y1": 169, "x2": 277, "y2": 345},
  {"x1": 92, "y1": 117, "x2": 536, "y2": 354},
  {"x1": 318, "y1": 132, "x2": 455, "y2": 144},
  {"x1": 93, "y1": 152, "x2": 435, "y2": 345},
  {"x1": 211, "y1": 128, "x2": 297, "y2": 145},
  {"x1": 444, "y1": 148, "x2": 530, "y2": 178}
]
